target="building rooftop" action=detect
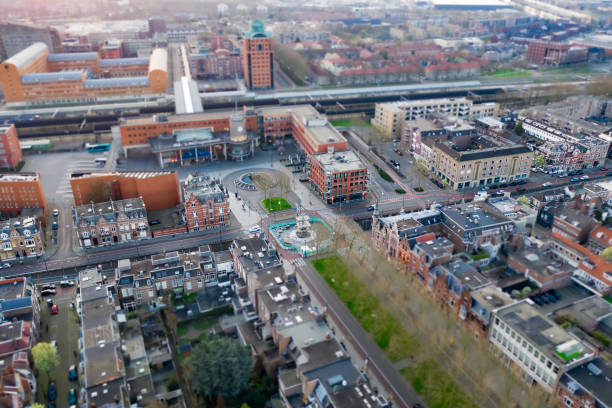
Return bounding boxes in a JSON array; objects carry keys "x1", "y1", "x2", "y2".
[
  {"x1": 0, "y1": 173, "x2": 39, "y2": 182},
  {"x1": 415, "y1": 236, "x2": 454, "y2": 259},
  {"x1": 297, "y1": 338, "x2": 348, "y2": 375},
  {"x1": 244, "y1": 19, "x2": 272, "y2": 39},
  {"x1": 313, "y1": 149, "x2": 365, "y2": 173},
  {"x1": 0, "y1": 278, "x2": 26, "y2": 302},
  {"x1": 4, "y1": 42, "x2": 48, "y2": 69},
  {"x1": 83, "y1": 341, "x2": 125, "y2": 388},
  {"x1": 47, "y1": 52, "x2": 98, "y2": 61},
  {"x1": 84, "y1": 76, "x2": 150, "y2": 89},
  {"x1": 98, "y1": 57, "x2": 149, "y2": 67},
  {"x1": 70, "y1": 170, "x2": 175, "y2": 180},
  {"x1": 435, "y1": 140, "x2": 531, "y2": 162},
  {"x1": 231, "y1": 237, "x2": 281, "y2": 275},
  {"x1": 0, "y1": 321, "x2": 23, "y2": 343},
  {"x1": 404, "y1": 117, "x2": 443, "y2": 132},
  {"x1": 442, "y1": 203, "x2": 513, "y2": 232},
  {"x1": 444, "y1": 258, "x2": 490, "y2": 290},
  {"x1": 510, "y1": 247, "x2": 574, "y2": 280},
  {"x1": 148, "y1": 48, "x2": 168, "y2": 72},
  {"x1": 560, "y1": 357, "x2": 612, "y2": 407},
  {"x1": 21, "y1": 70, "x2": 86, "y2": 84},
  {"x1": 487, "y1": 196, "x2": 534, "y2": 220},
  {"x1": 471, "y1": 285, "x2": 514, "y2": 311},
  {"x1": 74, "y1": 197, "x2": 146, "y2": 222},
  {"x1": 182, "y1": 174, "x2": 226, "y2": 204},
  {"x1": 497, "y1": 301, "x2": 592, "y2": 366},
  {"x1": 377, "y1": 208, "x2": 442, "y2": 227}
]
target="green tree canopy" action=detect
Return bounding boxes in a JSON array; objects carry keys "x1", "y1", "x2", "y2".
[
  {"x1": 189, "y1": 336, "x2": 253, "y2": 401},
  {"x1": 602, "y1": 247, "x2": 612, "y2": 261},
  {"x1": 514, "y1": 121, "x2": 524, "y2": 136},
  {"x1": 31, "y1": 404, "x2": 45, "y2": 408},
  {"x1": 534, "y1": 154, "x2": 546, "y2": 168},
  {"x1": 32, "y1": 342, "x2": 58, "y2": 376}
]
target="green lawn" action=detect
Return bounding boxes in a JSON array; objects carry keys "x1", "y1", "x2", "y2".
[
  {"x1": 262, "y1": 197, "x2": 292, "y2": 212},
  {"x1": 330, "y1": 118, "x2": 374, "y2": 128},
  {"x1": 484, "y1": 68, "x2": 531, "y2": 78},
  {"x1": 177, "y1": 315, "x2": 217, "y2": 341},
  {"x1": 313, "y1": 256, "x2": 478, "y2": 408}
]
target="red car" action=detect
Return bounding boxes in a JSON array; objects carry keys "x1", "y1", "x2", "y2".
[
  {"x1": 50, "y1": 305, "x2": 58, "y2": 315},
  {"x1": 516, "y1": 186, "x2": 526, "y2": 192},
  {"x1": 601, "y1": 166, "x2": 609, "y2": 171}
]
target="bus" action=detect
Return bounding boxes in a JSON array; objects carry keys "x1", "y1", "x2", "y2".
[
  {"x1": 85, "y1": 143, "x2": 111, "y2": 152},
  {"x1": 94, "y1": 158, "x2": 107, "y2": 166}
]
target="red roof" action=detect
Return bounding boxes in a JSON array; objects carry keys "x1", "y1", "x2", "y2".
[{"x1": 553, "y1": 232, "x2": 612, "y2": 286}]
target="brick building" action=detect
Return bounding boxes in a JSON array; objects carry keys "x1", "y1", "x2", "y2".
[
  {"x1": 0, "y1": 125, "x2": 22, "y2": 169},
  {"x1": 527, "y1": 40, "x2": 588, "y2": 66},
  {"x1": 99, "y1": 40, "x2": 123, "y2": 59},
  {"x1": 0, "y1": 42, "x2": 167, "y2": 103},
  {"x1": 182, "y1": 173, "x2": 229, "y2": 231},
  {"x1": 70, "y1": 170, "x2": 180, "y2": 211},
  {"x1": 0, "y1": 173, "x2": 47, "y2": 220},
  {"x1": 0, "y1": 216, "x2": 44, "y2": 260},
  {"x1": 73, "y1": 198, "x2": 150, "y2": 247},
  {"x1": 242, "y1": 20, "x2": 274, "y2": 90}
]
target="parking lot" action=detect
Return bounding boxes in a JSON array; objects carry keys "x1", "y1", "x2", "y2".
[{"x1": 37, "y1": 283, "x2": 80, "y2": 408}]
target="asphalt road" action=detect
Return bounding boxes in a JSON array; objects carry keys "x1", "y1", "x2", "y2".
[
  {"x1": 3, "y1": 228, "x2": 241, "y2": 277},
  {"x1": 295, "y1": 261, "x2": 424, "y2": 408}
]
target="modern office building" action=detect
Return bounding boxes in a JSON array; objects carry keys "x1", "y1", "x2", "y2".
[
  {"x1": 0, "y1": 173, "x2": 47, "y2": 219},
  {"x1": 0, "y1": 42, "x2": 167, "y2": 103},
  {"x1": 242, "y1": 20, "x2": 274, "y2": 90},
  {"x1": 373, "y1": 98, "x2": 499, "y2": 137},
  {"x1": 309, "y1": 149, "x2": 369, "y2": 204},
  {"x1": 0, "y1": 125, "x2": 23, "y2": 169}
]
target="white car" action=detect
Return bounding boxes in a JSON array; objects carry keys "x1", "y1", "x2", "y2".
[
  {"x1": 542, "y1": 182, "x2": 552, "y2": 187},
  {"x1": 580, "y1": 175, "x2": 589, "y2": 181},
  {"x1": 248, "y1": 225, "x2": 262, "y2": 234}
]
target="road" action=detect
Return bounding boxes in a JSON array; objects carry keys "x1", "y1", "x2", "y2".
[{"x1": 3, "y1": 228, "x2": 241, "y2": 278}]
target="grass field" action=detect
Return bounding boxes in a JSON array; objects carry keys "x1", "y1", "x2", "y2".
[
  {"x1": 485, "y1": 68, "x2": 531, "y2": 78},
  {"x1": 262, "y1": 197, "x2": 292, "y2": 212},
  {"x1": 313, "y1": 255, "x2": 478, "y2": 408},
  {"x1": 330, "y1": 118, "x2": 374, "y2": 128}
]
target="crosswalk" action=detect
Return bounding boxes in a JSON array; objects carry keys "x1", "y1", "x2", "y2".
[
  {"x1": 55, "y1": 159, "x2": 105, "y2": 203},
  {"x1": 290, "y1": 257, "x2": 306, "y2": 267}
]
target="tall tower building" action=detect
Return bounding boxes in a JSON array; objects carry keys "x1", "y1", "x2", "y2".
[{"x1": 242, "y1": 20, "x2": 274, "y2": 90}]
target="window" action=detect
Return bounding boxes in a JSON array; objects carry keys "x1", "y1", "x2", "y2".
[{"x1": 563, "y1": 396, "x2": 574, "y2": 407}]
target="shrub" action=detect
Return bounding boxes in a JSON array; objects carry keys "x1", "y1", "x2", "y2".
[
  {"x1": 167, "y1": 376, "x2": 180, "y2": 391},
  {"x1": 593, "y1": 331, "x2": 611, "y2": 346},
  {"x1": 414, "y1": 187, "x2": 424, "y2": 192},
  {"x1": 394, "y1": 188, "x2": 406, "y2": 194},
  {"x1": 376, "y1": 166, "x2": 393, "y2": 182}
]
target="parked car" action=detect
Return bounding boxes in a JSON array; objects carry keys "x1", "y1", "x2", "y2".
[
  {"x1": 52, "y1": 222, "x2": 58, "y2": 230},
  {"x1": 50, "y1": 305, "x2": 58, "y2": 315},
  {"x1": 607, "y1": 172, "x2": 612, "y2": 177},
  {"x1": 551, "y1": 290, "x2": 562, "y2": 300},
  {"x1": 68, "y1": 365, "x2": 78, "y2": 381},
  {"x1": 2, "y1": 263, "x2": 10, "y2": 269},
  {"x1": 490, "y1": 184, "x2": 499, "y2": 189},
  {"x1": 48, "y1": 381, "x2": 57, "y2": 401},
  {"x1": 517, "y1": 180, "x2": 527, "y2": 185},
  {"x1": 41, "y1": 289, "x2": 56, "y2": 296},
  {"x1": 367, "y1": 205, "x2": 375, "y2": 211},
  {"x1": 570, "y1": 177, "x2": 579, "y2": 183},
  {"x1": 559, "y1": 172, "x2": 568, "y2": 178},
  {"x1": 60, "y1": 280, "x2": 75, "y2": 287},
  {"x1": 500, "y1": 183, "x2": 508, "y2": 188},
  {"x1": 509, "y1": 181, "x2": 518, "y2": 186},
  {"x1": 516, "y1": 186, "x2": 526, "y2": 192},
  {"x1": 580, "y1": 175, "x2": 589, "y2": 180},
  {"x1": 544, "y1": 293, "x2": 557, "y2": 303},
  {"x1": 46, "y1": 298, "x2": 53, "y2": 307},
  {"x1": 68, "y1": 388, "x2": 77, "y2": 405},
  {"x1": 480, "y1": 186, "x2": 489, "y2": 191},
  {"x1": 601, "y1": 166, "x2": 609, "y2": 171},
  {"x1": 52, "y1": 209, "x2": 59, "y2": 217},
  {"x1": 532, "y1": 296, "x2": 543, "y2": 305},
  {"x1": 542, "y1": 182, "x2": 552, "y2": 187},
  {"x1": 42, "y1": 284, "x2": 56, "y2": 290},
  {"x1": 248, "y1": 225, "x2": 262, "y2": 234}
]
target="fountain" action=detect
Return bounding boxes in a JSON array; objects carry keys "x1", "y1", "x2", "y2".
[{"x1": 268, "y1": 208, "x2": 334, "y2": 257}]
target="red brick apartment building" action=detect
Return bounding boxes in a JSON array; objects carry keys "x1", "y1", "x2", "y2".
[
  {"x1": 0, "y1": 173, "x2": 47, "y2": 220},
  {"x1": 0, "y1": 124, "x2": 22, "y2": 169},
  {"x1": 182, "y1": 173, "x2": 229, "y2": 231},
  {"x1": 242, "y1": 20, "x2": 274, "y2": 90},
  {"x1": 527, "y1": 40, "x2": 588, "y2": 66}
]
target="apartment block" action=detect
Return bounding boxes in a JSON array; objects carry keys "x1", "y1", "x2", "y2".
[
  {"x1": 309, "y1": 149, "x2": 368, "y2": 204},
  {"x1": 430, "y1": 136, "x2": 533, "y2": 190},
  {"x1": 527, "y1": 40, "x2": 588, "y2": 66},
  {"x1": 556, "y1": 357, "x2": 612, "y2": 408},
  {"x1": 242, "y1": 20, "x2": 274, "y2": 90},
  {"x1": 73, "y1": 198, "x2": 150, "y2": 247},
  {"x1": 372, "y1": 98, "x2": 498, "y2": 138},
  {"x1": 0, "y1": 173, "x2": 47, "y2": 220},
  {"x1": 0, "y1": 125, "x2": 22, "y2": 169},
  {"x1": 182, "y1": 173, "x2": 229, "y2": 231},
  {"x1": 489, "y1": 300, "x2": 594, "y2": 392}
]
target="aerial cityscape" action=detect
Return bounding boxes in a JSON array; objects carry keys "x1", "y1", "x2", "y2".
[{"x1": 0, "y1": 0, "x2": 611, "y2": 407}]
